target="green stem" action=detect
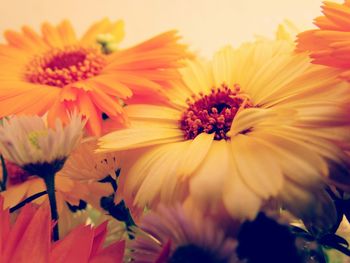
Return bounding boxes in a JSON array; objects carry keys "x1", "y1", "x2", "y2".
[
  {"x1": 43, "y1": 174, "x2": 59, "y2": 241},
  {"x1": 0, "y1": 155, "x2": 7, "y2": 191}
]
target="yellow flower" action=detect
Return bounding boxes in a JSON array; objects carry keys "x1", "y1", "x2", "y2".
[
  {"x1": 99, "y1": 39, "x2": 350, "y2": 220},
  {"x1": 0, "y1": 19, "x2": 190, "y2": 135}
]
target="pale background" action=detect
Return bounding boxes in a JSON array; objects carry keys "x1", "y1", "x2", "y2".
[{"x1": 0, "y1": 0, "x2": 342, "y2": 57}]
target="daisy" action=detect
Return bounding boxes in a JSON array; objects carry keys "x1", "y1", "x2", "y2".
[
  {"x1": 0, "y1": 114, "x2": 84, "y2": 240},
  {"x1": 0, "y1": 198, "x2": 125, "y2": 263},
  {"x1": 0, "y1": 161, "x2": 113, "y2": 237},
  {"x1": 0, "y1": 114, "x2": 84, "y2": 175},
  {"x1": 0, "y1": 139, "x2": 115, "y2": 213},
  {"x1": 0, "y1": 19, "x2": 190, "y2": 135},
  {"x1": 0, "y1": 161, "x2": 95, "y2": 210},
  {"x1": 297, "y1": 0, "x2": 350, "y2": 81},
  {"x1": 129, "y1": 204, "x2": 237, "y2": 263},
  {"x1": 99, "y1": 39, "x2": 350, "y2": 221},
  {"x1": 0, "y1": 136, "x2": 117, "y2": 238}
]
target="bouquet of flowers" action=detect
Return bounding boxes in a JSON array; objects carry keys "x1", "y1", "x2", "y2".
[{"x1": 1, "y1": 1, "x2": 350, "y2": 262}]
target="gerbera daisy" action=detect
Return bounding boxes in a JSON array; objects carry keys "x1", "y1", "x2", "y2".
[
  {"x1": 129, "y1": 204, "x2": 237, "y2": 263},
  {"x1": 0, "y1": 19, "x2": 190, "y2": 135},
  {"x1": 0, "y1": 198, "x2": 125, "y2": 263},
  {"x1": 297, "y1": 0, "x2": 350, "y2": 81},
  {"x1": 99, "y1": 39, "x2": 350, "y2": 221}
]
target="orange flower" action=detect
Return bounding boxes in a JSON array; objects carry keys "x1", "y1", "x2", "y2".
[
  {"x1": 297, "y1": 1, "x2": 350, "y2": 81},
  {"x1": 0, "y1": 19, "x2": 190, "y2": 135},
  {"x1": 0, "y1": 198, "x2": 125, "y2": 263}
]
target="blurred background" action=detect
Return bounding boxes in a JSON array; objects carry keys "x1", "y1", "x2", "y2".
[{"x1": 0, "y1": 0, "x2": 342, "y2": 57}]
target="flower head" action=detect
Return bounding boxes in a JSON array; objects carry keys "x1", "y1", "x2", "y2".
[
  {"x1": 297, "y1": 0, "x2": 350, "y2": 81},
  {"x1": 0, "y1": 136, "x2": 116, "y2": 234},
  {"x1": 0, "y1": 114, "x2": 84, "y2": 176},
  {"x1": 0, "y1": 197, "x2": 125, "y2": 263},
  {"x1": 129, "y1": 204, "x2": 237, "y2": 263},
  {"x1": 0, "y1": 19, "x2": 191, "y2": 135},
  {"x1": 0, "y1": 159, "x2": 114, "y2": 237},
  {"x1": 99, "y1": 39, "x2": 350, "y2": 220}
]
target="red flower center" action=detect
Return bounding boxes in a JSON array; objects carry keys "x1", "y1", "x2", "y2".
[
  {"x1": 25, "y1": 46, "x2": 106, "y2": 87},
  {"x1": 180, "y1": 84, "x2": 253, "y2": 140}
]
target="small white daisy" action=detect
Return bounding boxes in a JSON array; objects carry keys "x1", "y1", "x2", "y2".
[{"x1": 0, "y1": 113, "x2": 85, "y2": 176}]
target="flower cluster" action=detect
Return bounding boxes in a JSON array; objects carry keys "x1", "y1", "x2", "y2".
[{"x1": 1, "y1": 1, "x2": 350, "y2": 262}]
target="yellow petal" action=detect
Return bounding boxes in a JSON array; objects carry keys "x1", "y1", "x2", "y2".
[
  {"x1": 189, "y1": 140, "x2": 230, "y2": 214},
  {"x1": 99, "y1": 127, "x2": 183, "y2": 151},
  {"x1": 177, "y1": 132, "x2": 214, "y2": 179},
  {"x1": 134, "y1": 141, "x2": 189, "y2": 205},
  {"x1": 231, "y1": 134, "x2": 284, "y2": 198},
  {"x1": 222, "y1": 156, "x2": 262, "y2": 220}
]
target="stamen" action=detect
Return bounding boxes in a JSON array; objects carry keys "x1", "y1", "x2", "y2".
[
  {"x1": 25, "y1": 45, "x2": 106, "y2": 87},
  {"x1": 180, "y1": 84, "x2": 253, "y2": 140}
]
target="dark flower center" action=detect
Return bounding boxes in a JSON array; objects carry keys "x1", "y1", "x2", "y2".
[
  {"x1": 180, "y1": 84, "x2": 253, "y2": 140},
  {"x1": 169, "y1": 244, "x2": 223, "y2": 263}
]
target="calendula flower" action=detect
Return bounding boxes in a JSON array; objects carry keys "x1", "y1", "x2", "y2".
[
  {"x1": 297, "y1": 0, "x2": 350, "y2": 81},
  {"x1": 0, "y1": 19, "x2": 190, "y2": 135},
  {"x1": 99, "y1": 39, "x2": 350, "y2": 220},
  {"x1": 129, "y1": 204, "x2": 237, "y2": 263},
  {"x1": 0, "y1": 198, "x2": 125, "y2": 263}
]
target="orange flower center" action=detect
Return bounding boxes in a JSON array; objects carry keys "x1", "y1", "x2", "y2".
[
  {"x1": 180, "y1": 84, "x2": 253, "y2": 140},
  {"x1": 25, "y1": 46, "x2": 106, "y2": 87}
]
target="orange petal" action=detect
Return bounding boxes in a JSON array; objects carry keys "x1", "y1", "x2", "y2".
[{"x1": 50, "y1": 225, "x2": 94, "y2": 263}]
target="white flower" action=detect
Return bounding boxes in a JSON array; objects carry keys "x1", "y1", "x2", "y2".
[{"x1": 0, "y1": 114, "x2": 85, "y2": 174}]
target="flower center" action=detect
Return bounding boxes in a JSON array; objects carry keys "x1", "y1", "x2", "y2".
[
  {"x1": 180, "y1": 84, "x2": 253, "y2": 140},
  {"x1": 25, "y1": 46, "x2": 106, "y2": 87},
  {"x1": 169, "y1": 244, "x2": 222, "y2": 263},
  {"x1": 28, "y1": 130, "x2": 48, "y2": 150}
]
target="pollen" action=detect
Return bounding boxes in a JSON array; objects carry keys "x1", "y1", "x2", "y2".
[
  {"x1": 28, "y1": 130, "x2": 48, "y2": 149},
  {"x1": 25, "y1": 45, "x2": 106, "y2": 87},
  {"x1": 180, "y1": 84, "x2": 253, "y2": 140}
]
